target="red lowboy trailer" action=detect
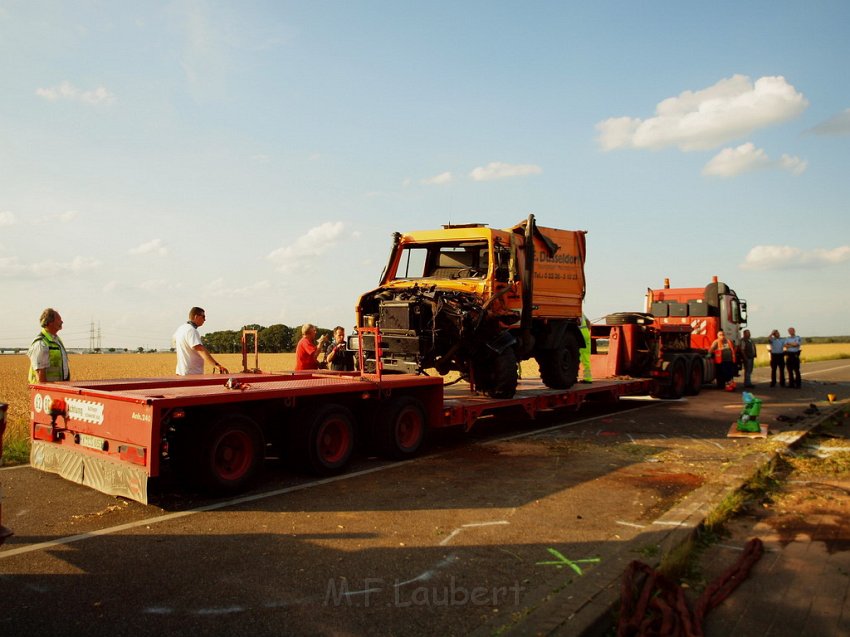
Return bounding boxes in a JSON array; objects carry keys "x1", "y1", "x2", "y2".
[{"x1": 29, "y1": 365, "x2": 655, "y2": 504}]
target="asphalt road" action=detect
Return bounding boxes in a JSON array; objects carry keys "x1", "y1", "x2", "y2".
[{"x1": 2, "y1": 360, "x2": 848, "y2": 636}]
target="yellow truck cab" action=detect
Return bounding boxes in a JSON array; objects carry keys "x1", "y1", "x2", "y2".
[{"x1": 353, "y1": 215, "x2": 587, "y2": 398}]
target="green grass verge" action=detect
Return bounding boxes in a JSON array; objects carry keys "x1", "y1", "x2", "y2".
[{"x1": 1, "y1": 436, "x2": 29, "y2": 466}]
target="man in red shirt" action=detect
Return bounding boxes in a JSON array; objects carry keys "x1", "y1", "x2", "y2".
[{"x1": 295, "y1": 323, "x2": 329, "y2": 370}]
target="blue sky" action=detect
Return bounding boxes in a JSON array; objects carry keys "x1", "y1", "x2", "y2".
[{"x1": 1, "y1": 1, "x2": 848, "y2": 350}]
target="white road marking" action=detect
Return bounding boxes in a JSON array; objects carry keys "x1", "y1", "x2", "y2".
[
  {"x1": 394, "y1": 555, "x2": 459, "y2": 587},
  {"x1": 462, "y1": 520, "x2": 509, "y2": 528},
  {"x1": 438, "y1": 529, "x2": 462, "y2": 546},
  {"x1": 439, "y1": 520, "x2": 509, "y2": 546},
  {"x1": 801, "y1": 363, "x2": 850, "y2": 376},
  {"x1": 343, "y1": 554, "x2": 460, "y2": 595}
]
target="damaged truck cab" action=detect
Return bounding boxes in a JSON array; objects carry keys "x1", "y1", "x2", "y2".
[{"x1": 352, "y1": 215, "x2": 587, "y2": 398}]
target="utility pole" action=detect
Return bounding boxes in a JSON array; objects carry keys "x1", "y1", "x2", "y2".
[{"x1": 89, "y1": 320, "x2": 96, "y2": 353}]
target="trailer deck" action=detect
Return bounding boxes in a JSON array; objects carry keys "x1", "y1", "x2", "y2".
[{"x1": 29, "y1": 370, "x2": 656, "y2": 504}]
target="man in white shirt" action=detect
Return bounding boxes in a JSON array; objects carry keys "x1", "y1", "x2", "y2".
[
  {"x1": 173, "y1": 307, "x2": 228, "y2": 375},
  {"x1": 784, "y1": 327, "x2": 802, "y2": 389},
  {"x1": 768, "y1": 329, "x2": 786, "y2": 387}
]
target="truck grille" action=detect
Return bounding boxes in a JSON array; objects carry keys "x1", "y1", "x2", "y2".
[{"x1": 380, "y1": 302, "x2": 420, "y2": 331}]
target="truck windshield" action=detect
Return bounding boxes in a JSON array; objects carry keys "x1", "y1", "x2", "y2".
[
  {"x1": 396, "y1": 247, "x2": 429, "y2": 278},
  {"x1": 394, "y1": 243, "x2": 490, "y2": 280}
]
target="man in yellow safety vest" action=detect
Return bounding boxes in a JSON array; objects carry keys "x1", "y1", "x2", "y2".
[
  {"x1": 27, "y1": 308, "x2": 70, "y2": 383},
  {"x1": 580, "y1": 315, "x2": 592, "y2": 383}
]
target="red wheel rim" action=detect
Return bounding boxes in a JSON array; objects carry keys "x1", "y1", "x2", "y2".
[
  {"x1": 317, "y1": 417, "x2": 351, "y2": 464},
  {"x1": 671, "y1": 363, "x2": 686, "y2": 396},
  {"x1": 689, "y1": 363, "x2": 703, "y2": 392},
  {"x1": 213, "y1": 430, "x2": 253, "y2": 480},
  {"x1": 396, "y1": 406, "x2": 423, "y2": 450}
]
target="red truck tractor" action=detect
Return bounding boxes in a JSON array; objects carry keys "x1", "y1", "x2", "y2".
[{"x1": 645, "y1": 276, "x2": 748, "y2": 388}]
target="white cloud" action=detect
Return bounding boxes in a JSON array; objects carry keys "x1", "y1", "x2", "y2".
[
  {"x1": 469, "y1": 161, "x2": 543, "y2": 182},
  {"x1": 204, "y1": 278, "x2": 272, "y2": 298},
  {"x1": 36, "y1": 81, "x2": 116, "y2": 105},
  {"x1": 56, "y1": 210, "x2": 79, "y2": 222},
  {"x1": 129, "y1": 238, "x2": 168, "y2": 256},
  {"x1": 702, "y1": 143, "x2": 770, "y2": 177},
  {"x1": 0, "y1": 211, "x2": 16, "y2": 226},
  {"x1": 30, "y1": 209, "x2": 81, "y2": 226},
  {"x1": 267, "y1": 221, "x2": 346, "y2": 273},
  {"x1": 741, "y1": 245, "x2": 850, "y2": 270},
  {"x1": 138, "y1": 279, "x2": 183, "y2": 291},
  {"x1": 808, "y1": 108, "x2": 850, "y2": 136},
  {"x1": 778, "y1": 154, "x2": 807, "y2": 176},
  {"x1": 703, "y1": 143, "x2": 807, "y2": 178},
  {"x1": 176, "y1": 0, "x2": 231, "y2": 99},
  {"x1": 597, "y1": 75, "x2": 808, "y2": 151},
  {"x1": 422, "y1": 171, "x2": 453, "y2": 185},
  {"x1": 0, "y1": 255, "x2": 100, "y2": 278}
]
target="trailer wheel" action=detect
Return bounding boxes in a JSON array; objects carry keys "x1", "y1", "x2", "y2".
[
  {"x1": 297, "y1": 404, "x2": 355, "y2": 475},
  {"x1": 374, "y1": 396, "x2": 427, "y2": 459},
  {"x1": 684, "y1": 358, "x2": 704, "y2": 395},
  {"x1": 196, "y1": 414, "x2": 263, "y2": 494},
  {"x1": 538, "y1": 332, "x2": 580, "y2": 390}
]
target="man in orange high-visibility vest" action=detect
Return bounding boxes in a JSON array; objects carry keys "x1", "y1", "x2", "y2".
[{"x1": 709, "y1": 330, "x2": 737, "y2": 390}]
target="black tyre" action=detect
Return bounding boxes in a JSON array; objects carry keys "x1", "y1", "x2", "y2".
[
  {"x1": 605, "y1": 312, "x2": 653, "y2": 326},
  {"x1": 195, "y1": 414, "x2": 264, "y2": 494},
  {"x1": 538, "y1": 332, "x2": 580, "y2": 390},
  {"x1": 651, "y1": 357, "x2": 687, "y2": 399},
  {"x1": 474, "y1": 347, "x2": 518, "y2": 398},
  {"x1": 667, "y1": 357, "x2": 687, "y2": 399},
  {"x1": 374, "y1": 396, "x2": 427, "y2": 459},
  {"x1": 296, "y1": 404, "x2": 355, "y2": 475},
  {"x1": 684, "y1": 358, "x2": 704, "y2": 396}
]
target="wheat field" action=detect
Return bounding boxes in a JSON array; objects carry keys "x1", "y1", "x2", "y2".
[{"x1": 3, "y1": 344, "x2": 850, "y2": 463}]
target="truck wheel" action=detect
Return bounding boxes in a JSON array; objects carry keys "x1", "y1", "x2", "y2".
[
  {"x1": 538, "y1": 332, "x2": 580, "y2": 390},
  {"x1": 650, "y1": 357, "x2": 687, "y2": 399},
  {"x1": 667, "y1": 357, "x2": 687, "y2": 399},
  {"x1": 374, "y1": 396, "x2": 427, "y2": 459},
  {"x1": 685, "y1": 358, "x2": 704, "y2": 395},
  {"x1": 606, "y1": 312, "x2": 652, "y2": 325},
  {"x1": 474, "y1": 348, "x2": 518, "y2": 399},
  {"x1": 196, "y1": 414, "x2": 264, "y2": 494},
  {"x1": 297, "y1": 404, "x2": 355, "y2": 475}
]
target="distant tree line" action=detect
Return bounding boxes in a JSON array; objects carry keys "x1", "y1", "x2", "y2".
[{"x1": 200, "y1": 324, "x2": 336, "y2": 353}]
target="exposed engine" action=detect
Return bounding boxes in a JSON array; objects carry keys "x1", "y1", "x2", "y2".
[{"x1": 355, "y1": 284, "x2": 517, "y2": 394}]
